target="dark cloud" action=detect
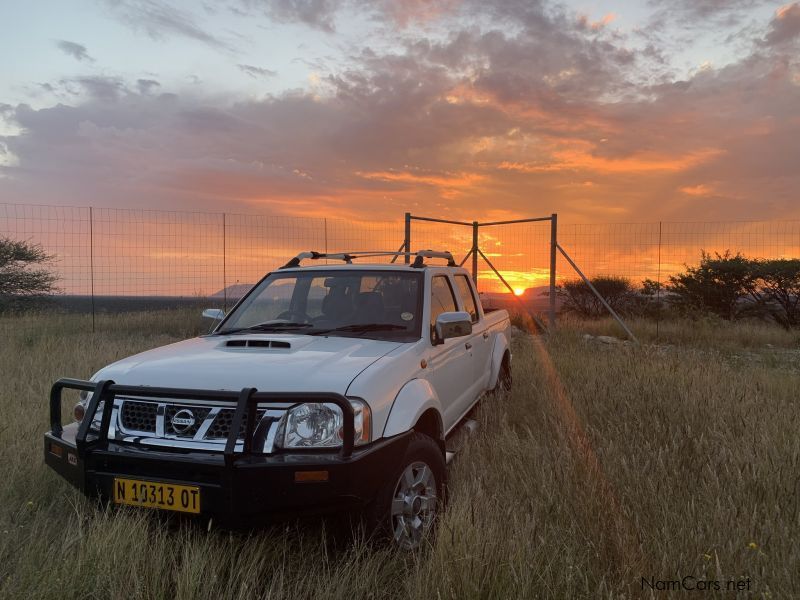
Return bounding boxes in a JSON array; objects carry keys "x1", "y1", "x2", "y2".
[
  {"x1": 239, "y1": 0, "x2": 459, "y2": 31},
  {"x1": 237, "y1": 64, "x2": 277, "y2": 79},
  {"x1": 103, "y1": 0, "x2": 232, "y2": 49},
  {"x1": 136, "y1": 78, "x2": 161, "y2": 94},
  {"x1": 242, "y1": 0, "x2": 343, "y2": 32},
  {"x1": 55, "y1": 40, "x2": 94, "y2": 62},
  {"x1": 763, "y1": 2, "x2": 800, "y2": 46},
  {"x1": 648, "y1": 0, "x2": 771, "y2": 25},
  {"x1": 71, "y1": 76, "x2": 128, "y2": 101}
]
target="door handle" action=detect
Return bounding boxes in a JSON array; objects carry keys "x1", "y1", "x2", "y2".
[
  {"x1": 482, "y1": 331, "x2": 489, "y2": 339},
  {"x1": 465, "y1": 342, "x2": 473, "y2": 350}
]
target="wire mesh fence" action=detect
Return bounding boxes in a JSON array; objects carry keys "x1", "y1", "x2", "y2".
[
  {"x1": 557, "y1": 220, "x2": 800, "y2": 288},
  {"x1": 2, "y1": 202, "x2": 800, "y2": 331}
]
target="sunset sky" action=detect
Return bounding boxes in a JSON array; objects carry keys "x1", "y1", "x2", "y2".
[{"x1": 1, "y1": 0, "x2": 799, "y2": 225}]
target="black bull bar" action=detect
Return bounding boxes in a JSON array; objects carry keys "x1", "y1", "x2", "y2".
[
  {"x1": 49, "y1": 378, "x2": 356, "y2": 462},
  {"x1": 44, "y1": 379, "x2": 421, "y2": 523}
]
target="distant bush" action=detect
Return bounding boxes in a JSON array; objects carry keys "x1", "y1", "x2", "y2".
[
  {"x1": 666, "y1": 252, "x2": 800, "y2": 328},
  {"x1": 557, "y1": 276, "x2": 639, "y2": 319},
  {"x1": 755, "y1": 258, "x2": 800, "y2": 328},
  {"x1": 666, "y1": 251, "x2": 759, "y2": 320},
  {"x1": 0, "y1": 237, "x2": 59, "y2": 312},
  {"x1": 556, "y1": 253, "x2": 800, "y2": 328}
]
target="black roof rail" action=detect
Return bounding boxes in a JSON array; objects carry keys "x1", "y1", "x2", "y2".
[{"x1": 280, "y1": 250, "x2": 455, "y2": 269}]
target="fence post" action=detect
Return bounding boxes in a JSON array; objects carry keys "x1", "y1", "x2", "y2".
[
  {"x1": 404, "y1": 212, "x2": 411, "y2": 264},
  {"x1": 656, "y1": 221, "x2": 662, "y2": 342},
  {"x1": 89, "y1": 206, "x2": 95, "y2": 333},
  {"x1": 222, "y1": 212, "x2": 227, "y2": 312},
  {"x1": 549, "y1": 213, "x2": 557, "y2": 328},
  {"x1": 472, "y1": 221, "x2": 479, "y2": 286}
]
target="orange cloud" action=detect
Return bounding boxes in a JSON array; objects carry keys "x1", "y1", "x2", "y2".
[
  {"x1": 356, "y1": 169, "x2": 485, "y2": 199},
  {"x1": 777, "y1": 3, "x2": 798, "y2": 19},
  {"x1": 680, "y1": 184, "x2": 715, "y2": 196},
  {"x1": 577, "y1": 12, "x2": 616, "y2": 31},
  {"x1": 499, "y1": 147, "x2": 724, "y2": 174}
]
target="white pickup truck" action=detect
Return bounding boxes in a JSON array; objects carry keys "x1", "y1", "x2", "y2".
[{"x1": 44, "y1": 250, "x2": 511, "y2": 548}]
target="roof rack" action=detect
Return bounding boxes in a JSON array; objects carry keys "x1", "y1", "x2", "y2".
[{"x1": 280, "y1": 250, "x2": 456, "y2": 269}]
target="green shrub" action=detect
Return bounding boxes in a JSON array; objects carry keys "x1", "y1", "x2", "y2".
[
  {"x1": 666, "y1": 251, "x2": 761, "y2": 320},
  {"x1": 756, "y1": 258, "x2": 800, "y2": 328},
  {"x1": 0, "y1": 237, "x2": 59, "y2": 311},
  {"x1": 666, "y1": 252, "x2": 800, "y2": 327},
  {"x1": 557, "y1": 276, "x2": 638, "y2": 319}
]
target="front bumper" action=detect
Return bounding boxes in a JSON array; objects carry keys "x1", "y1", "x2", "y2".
[{"x1": 44, "y1": 379, "x2": 411, "y2": 524}]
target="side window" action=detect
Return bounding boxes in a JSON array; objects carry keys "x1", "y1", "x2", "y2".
[
  {"x1": 454, "y1": 275, "x2": 479, "y2": 323},
  {"x1": 430, "y1": 276, "x2": 457, "y2": 341}
]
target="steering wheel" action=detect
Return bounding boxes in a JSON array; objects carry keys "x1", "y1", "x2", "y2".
[{"x1": 275, "y1": 309, "x2": 310, "y2": 323}]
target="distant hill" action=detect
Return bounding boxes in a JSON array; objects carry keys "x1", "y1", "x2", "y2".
[
  {"x1": 211, "y1": 283, "x2": 254, "y2": 300},
  {"x1": 480, "y1": 285, "x2": 560, "y2": 312}
]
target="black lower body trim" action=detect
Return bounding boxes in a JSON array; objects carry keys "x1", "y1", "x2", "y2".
[{"x1": 44, "y1": 425, "x2": 413, "y2": 526}]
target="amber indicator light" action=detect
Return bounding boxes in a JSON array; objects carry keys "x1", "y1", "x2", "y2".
[{"x1": 294, "y1": 470, "x2": 329, "y2": 483}]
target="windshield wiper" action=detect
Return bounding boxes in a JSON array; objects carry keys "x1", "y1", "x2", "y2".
[
  {"x1": 221, "y1": 322, "x2": 313, "y2": 335},
  {"x1": 309, "y1": 323, "x2": 407, "y2": 335}
]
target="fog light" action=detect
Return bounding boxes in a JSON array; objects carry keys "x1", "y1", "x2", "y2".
[{"x1": 73, "y1": 402, "x2": 85, "y2": 423}]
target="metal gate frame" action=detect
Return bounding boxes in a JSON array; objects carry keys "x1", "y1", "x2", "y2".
[
  {"x1": 402, "y1": 213, "x2": 556, "y2": 331},
  {"x1": 401, "y1": 212, "x2": 638, "y2": 342}
]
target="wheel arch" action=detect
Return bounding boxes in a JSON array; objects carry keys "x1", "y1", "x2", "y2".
[
  {"x1": 381, "y1": 378, "x2": 444, "y2": 452},
  {"x1": 487, "y1": 333, "x2": 511, "y2": 389}
]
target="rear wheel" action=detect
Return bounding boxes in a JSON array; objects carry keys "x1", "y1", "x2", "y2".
[{"x1": 367, "y1": 432, "x2": 446, "y2": 549}]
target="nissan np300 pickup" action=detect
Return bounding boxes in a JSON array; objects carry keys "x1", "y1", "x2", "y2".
[{"x1": 44, "y1": 250, "x2": 512, "y2": 548}]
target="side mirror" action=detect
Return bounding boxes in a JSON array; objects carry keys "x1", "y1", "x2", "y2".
[
  {"x1": 435, "y1": 311, "x2": 472, "y2": 343},
  {"x1": 202, "y1": 308, "x2": 225, "y2": 321}
]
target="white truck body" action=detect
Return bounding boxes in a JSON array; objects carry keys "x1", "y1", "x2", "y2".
[{"x1": 45, "y1": 251, "x2": 512, "y2": 548}]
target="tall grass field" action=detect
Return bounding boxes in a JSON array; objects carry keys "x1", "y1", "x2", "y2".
[{"x1": 0, "y1": 311, "x2": 798, "y2": 598}]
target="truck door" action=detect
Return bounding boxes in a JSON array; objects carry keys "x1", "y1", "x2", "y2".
[
  {"x1": 426, "y1": 275, "x2": 473, "y2": 431},
  {"x1": 453, "y1": 273, "x2": 492, "y2": 395}
]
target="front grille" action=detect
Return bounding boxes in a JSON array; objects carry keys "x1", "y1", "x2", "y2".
[
  {"x1": 206, "y1": 408, "x2": 266, "y2": 439},
  {"x1": 165, "y1": 405, "x2": 211, "y2": 437},
  {"x1": 120, "y1": 400, "x2": 157, "y2": 432},
  {"x1": 117, "y1": 398, "x2": 276, "y2": 445}
]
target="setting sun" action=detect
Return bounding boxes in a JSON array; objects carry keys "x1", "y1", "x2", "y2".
[{"x1": 513, "y1": 288, "x2": 525, "y2": 296}]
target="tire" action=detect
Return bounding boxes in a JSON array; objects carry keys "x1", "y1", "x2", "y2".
[{"x1": 366, "y1": 432, "x2": 446, "y2": 550}]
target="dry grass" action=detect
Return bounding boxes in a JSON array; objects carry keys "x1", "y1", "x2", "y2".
[
  {"x1": 560, "y1": 314, "x2": 800, "y2": 351},
  {"x1": 1, "y1": 312, "x2": 797, "y2": 598}
]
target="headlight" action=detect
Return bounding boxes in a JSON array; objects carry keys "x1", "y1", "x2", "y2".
[{"x1": 277, "y1": 399, "x2": 371, "y2": 449}]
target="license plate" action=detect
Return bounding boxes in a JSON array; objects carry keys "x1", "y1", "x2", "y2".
[{"x1": 113, "y1": 478, "x2": 201, "y2": 514}]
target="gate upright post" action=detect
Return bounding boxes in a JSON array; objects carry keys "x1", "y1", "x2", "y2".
[
  {"x1": 549, "y1": 213, "x2": 557, "y2": 328},
  {"x1": 472, "y1": 221, "x2": 479, "y2": 287},
  {"x1": 404, "y1": 212, "x2": 411, "y2": 264}
]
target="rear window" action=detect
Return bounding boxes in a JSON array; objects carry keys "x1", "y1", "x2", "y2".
[{"x1": 454, "y1": 274, "x2": 479, "y2": 323}]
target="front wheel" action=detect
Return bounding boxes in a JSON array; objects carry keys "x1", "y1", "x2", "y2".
[{"x1": 367, "y1": 433, "x2": 446, "y2": 549}]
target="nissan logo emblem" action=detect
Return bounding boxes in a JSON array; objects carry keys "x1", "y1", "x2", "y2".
[{"x1": 171, "y1": 408, "x2": 196, "y2": 434}]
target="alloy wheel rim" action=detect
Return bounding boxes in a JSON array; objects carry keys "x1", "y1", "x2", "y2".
[{"x1": 390, "y1": 461, "x2": 437, "y2": 549}]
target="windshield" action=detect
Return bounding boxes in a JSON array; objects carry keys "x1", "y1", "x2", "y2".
[{"x1": 217, "y1": 269, "x2": 423, "y2": 341}]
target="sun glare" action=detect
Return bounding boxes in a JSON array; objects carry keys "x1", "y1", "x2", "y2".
[{"x1": 513, "y1": 288, "x2": 524, "y2": 296}]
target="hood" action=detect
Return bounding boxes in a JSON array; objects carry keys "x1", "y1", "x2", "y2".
[{"x1": 94, "y1": 334, "x2": 403, "y2": 395}]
